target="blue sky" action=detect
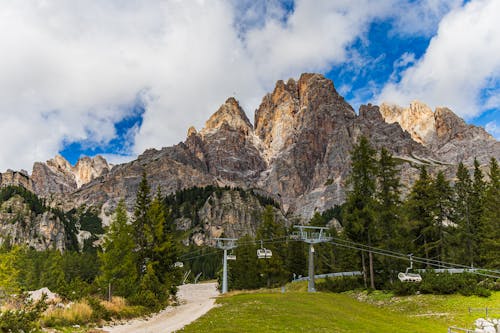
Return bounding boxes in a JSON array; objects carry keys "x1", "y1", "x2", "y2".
[{"x1": 0, "y1": 0, "x2": 498, "y2": 170}]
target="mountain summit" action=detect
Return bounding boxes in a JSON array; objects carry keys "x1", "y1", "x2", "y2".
[{"x1": 1, "y1": 74, "x2": 498, "y2": 243}]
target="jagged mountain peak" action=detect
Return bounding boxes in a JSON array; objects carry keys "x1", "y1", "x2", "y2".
[
  {"x1": 380, "y1": 101, "x2": 440, "y2": 145},
  {"x1": 200, "y1": 97, "x2": 252, "y2": 136},
  {"x1": 47, "y1": 155, "x2": 73, "y2": 172},
  {"x1": 31, "y1": 154, "x2": 110, "y2": 195}
]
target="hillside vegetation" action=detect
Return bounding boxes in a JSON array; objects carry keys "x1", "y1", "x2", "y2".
[{"x1": 180, "y1": 286, "x2": 500, "y2": 333}]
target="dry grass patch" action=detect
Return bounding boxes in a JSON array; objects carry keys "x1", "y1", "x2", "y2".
[
  {"x1": 42, "y1": 300, "x2": 93, "y2": 327},
  {"x1": 101, "y1": 296, "x2": 127, "y2": 313}
]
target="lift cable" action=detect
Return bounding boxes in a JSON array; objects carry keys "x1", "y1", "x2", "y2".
[
  {"x1": 329, "y1": 236, "x2": 500, "y2": 275},
  {"x1": 329, "y1": 240, "x2": 500, "y2": 280}
]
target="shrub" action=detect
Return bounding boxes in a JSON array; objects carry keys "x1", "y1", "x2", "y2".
[
  {"x1": 86, "y1": 297, "x2": 111, "y2": 322},
  {"x1": 392, "y1": 272, "x2": 493, "y2": 297},
  {"x1": 0, "y1": 295, "x2": 47, "y2": 333},
  {"x1": 316, "y1": 276, "x2": 364, "y2": 293}
]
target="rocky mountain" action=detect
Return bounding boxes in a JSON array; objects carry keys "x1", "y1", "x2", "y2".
[
  {"x1": 380, "y1": 101, "x2": 498, "y2": 165},
  {"x1": 1, "y1": 73, "x2": 499, "y2": 249},
  {"x1": 30, "y1": 155, "x2": 110, "y2": 196},
  {"x1": 0, "y1": 193, "x2": 66, "y2": 251}
]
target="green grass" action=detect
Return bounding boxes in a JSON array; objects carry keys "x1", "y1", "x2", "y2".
[{"x1": 180, "y1": 286, "x2": 500, "y2": 333}]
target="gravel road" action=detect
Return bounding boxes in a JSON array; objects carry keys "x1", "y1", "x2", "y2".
[{"x1": 102, "y1": 282, "x2": 219, "y2": 333}]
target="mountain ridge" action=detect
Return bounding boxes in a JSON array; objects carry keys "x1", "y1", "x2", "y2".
[{"x1": 1, "y1": 73, "x2": 498, "y2": 224}]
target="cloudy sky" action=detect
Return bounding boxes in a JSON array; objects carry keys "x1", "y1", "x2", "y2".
[{"x1": 0, "y1": 0, "x2": 499, "y2": 171}]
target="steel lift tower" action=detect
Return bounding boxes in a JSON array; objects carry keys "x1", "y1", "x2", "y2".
[
  {"x1": 214, "y1": 238, "x2": 238, "y2": 294},
  {"x1": 293, "y1": 226, "x2": 332, "y2": 292}
]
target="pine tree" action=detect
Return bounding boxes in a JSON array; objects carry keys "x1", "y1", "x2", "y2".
[
  {"x1": 405, "y1": 166, "x2": 438, "y2": 263},
  {"x1": 478, "y1": 158, "x2": 500, "y2": 268},
  {"x1": 231, "y1": 235, "x2": 262, "y2": 290},
  {"x1": 470, "y1": 158, "x2": 486, "y2": 262},
  {"x1": 39, "y1": 250, "x2": 66, "y2": 294},
  {"x1": 454, "y1": 162, "x2": 475, "y2": 266},
  {"x1": 0, "y1": 246, "x2": 22, "y2": 294},
  {"x1": 257, "y1": 205, "x2": 287, "y2": 288},
  {"x1": 98, "y1": 200, "x2": 138, "y2": 298},
  {"x1": 285, "y1": 235, "x2": 307, "y2": 279},
  {"x1": 343, "y1": 136, "x2": 378, "y2": 289},
  {"x1": 375, "y1": 148, "x2": 404, "y2": 282},
  {"x1": 433, "y1": 171, "x2": 453, "y2": 262},
  {"x1": 133, "y1": 172, "x2": 152, "y2": 275},
  {"x1": 376, "y1": 148, "x2": 403, "y2": 246},
  {"x1": 147, "y1": 189, "x2": 179, "y2": 298}
]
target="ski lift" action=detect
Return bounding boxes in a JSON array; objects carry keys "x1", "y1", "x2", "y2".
[
  {"x1": 398, "y1": 254, "x2": 422, "y2": 283},
  {"x1": 257, "y1": 240, "x2": 272, "y2": 259},
  {"x1": 227, "y1": 250, "x2": 236, "y2": 260}
]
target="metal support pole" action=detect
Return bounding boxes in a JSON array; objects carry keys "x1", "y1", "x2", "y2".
[
  {"x1": 215, "y1": 238, "x2": 237, "y2": 295},
  {"x1": 293, "y1": 226, "x2": 331, "y2": 293},
  {"x1": 308, "y1": 244, "x2": 315, "y2": 292},
  {"x1": 222, "y1": 248, "x2": 228, "y2": 294}
]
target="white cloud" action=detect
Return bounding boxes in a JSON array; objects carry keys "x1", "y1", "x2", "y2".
[
  {"x1": 0, "y1": 0, "x2": 401, "y2": 172},
  {"x1": 0, "y1": 0, "x2": 478, "y2": 172},
  {"x1": 389, "y1": 0, "x2": 462, "y2": 37},
  {"x1": 378, "y1": 0, "x2": 500, "y2": 119},
  {"x1": 394, "y1": 52, "x2": 416, "y2": 70},
  {"x1": 485, "y1": 121, "x2": 500, "y2": 140}
]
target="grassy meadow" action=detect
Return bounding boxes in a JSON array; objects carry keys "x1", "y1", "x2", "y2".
[{"x1": 180, "y1": 283, "x2": 500, "y2": 333}]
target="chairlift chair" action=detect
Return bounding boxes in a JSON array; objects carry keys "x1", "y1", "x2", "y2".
[
  {"x1": 257, "y1": 240, "x2": 272, "y2": 259},
  {"x1": 398, "y1": 254, "x2": 422, "y2": 283},
  {"x1": 227, "y1": 250, "x2": 236, "y2": 260},
  {"x1": 257, "y1": 248, "x2": 272, "y2": 259}
]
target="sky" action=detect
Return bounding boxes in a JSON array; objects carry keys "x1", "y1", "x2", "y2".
[{"x1": 0, "y1": 0, "x2": 499, "y2": 172}]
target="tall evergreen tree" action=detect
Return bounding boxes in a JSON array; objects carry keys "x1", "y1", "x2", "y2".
[
  {"x1": 405, "y1": 166, "x2": 438, "y2": 263},
  {"x1": 454, "y1": 162, "x2": 475, "y2": 266},
  {"x1": 376, "y1": 148, "x2": 403, "y2": 248},
  {"x1": 257, "y1": 205, "x2": 287, "y2": 287},
  {"x1": 375, "y1": 147, "x2": 405, "y2": 282},
  {"x1": 478, "y1": 158, "x2": 500, "y2": 268},
  {"x1": 0, "y1": 246, "x2": 22, "y2": 294},
  {"x1": 147, "y1": 189, "x2": 179, "y2": 297},
  {"x1": 433, "y1": 171, "x2": 453, "y2": 262},
  {"x1": 231, "y1": 235, "x2": 262, "y2": 290},
  {"x1": 133, "y1": 172, "x2": 152, "y2": 275},
  {"x1": 343, "y1": 136, "x2": 378, "y2": 289},
  {"x1": 98, "y1": 200, "x2": 138, "y2": 298}
]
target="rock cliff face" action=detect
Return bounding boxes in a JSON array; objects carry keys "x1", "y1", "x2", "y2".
[
  {"x1": 63, "y1": 74, "x2": 500, "y2": 221},
  {"x1": 0, "y1": 170, "x2": 34, "y2": 191},
  {"x1": 176, "y1": 189, "x2": 287, "y2": 246},
  {"x1": 379, "y1": 102, "x2": 499, "y2": 165},
  {"x1": 30, "y1": 155, "x2": 110, "y2": 196},
  {"x1": 1, "y1": 73, "x2": 499, "y2": 249},
  {"x1": 0, "y1": 195, "x2": 66, "y2": 251}
]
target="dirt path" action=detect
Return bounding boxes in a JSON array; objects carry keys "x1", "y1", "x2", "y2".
[{"x1": 102, "y1": 282, "x2": 219, "y2": 333}]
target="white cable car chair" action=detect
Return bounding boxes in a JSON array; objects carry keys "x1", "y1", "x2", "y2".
[
  {"x1": 257, "y1": 240, "x2": 272, "y2": 259},
  {"x1": 398, "y1": 254, "x2": 422, "y2": 283}
]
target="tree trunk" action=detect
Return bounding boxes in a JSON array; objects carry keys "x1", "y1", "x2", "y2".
[
  {"x1": 367, "y1": 233, "x2": 375, "y2": 289},
  {"x1": 361, "y1": 251, "x2": 367, "y2": 289},
  {"x1": 369, "y1": 251, "x2": 375, "y2": 289}
]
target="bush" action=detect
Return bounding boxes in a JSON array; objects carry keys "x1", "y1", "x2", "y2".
[
  {"x1": 316, "y1": 276, "x2": 364, "y2": 293},
  {"x1": 392, "y1": 272, "x2": 493, "y2": 297},
  {"x1": 0, "y1": 295, "x2": 47, "y2": 333},
  {"x1": 86, "y1": 297, "x2": 111, "y2": 322}
]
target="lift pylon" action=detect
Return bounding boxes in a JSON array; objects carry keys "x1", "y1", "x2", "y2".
[
  {"x1": 293, "y1": 226, "x2": 332, "y2": 292},
  {"x1": 214, "y1": 238, "x2": 238, "y2": 294}
]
